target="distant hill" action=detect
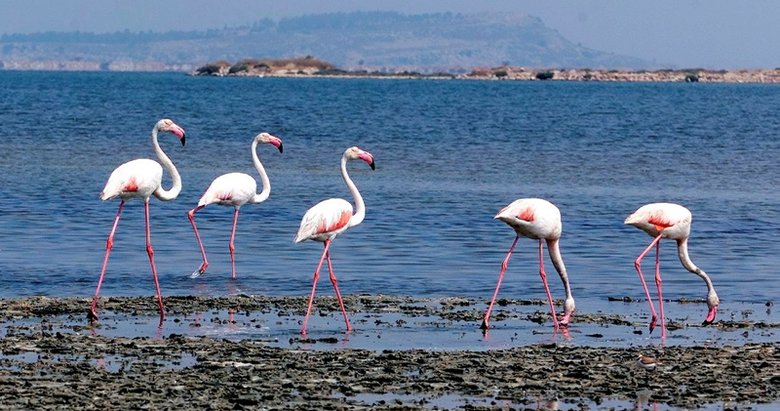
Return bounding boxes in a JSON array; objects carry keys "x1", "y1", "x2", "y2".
[{"x1": 0, "y1": 11, "x2": 653, "y2": 72}]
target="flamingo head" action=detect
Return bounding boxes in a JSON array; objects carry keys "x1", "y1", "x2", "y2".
[
  {"x1": 560, "y1": 297, "x2": 576, "y2": 326},
  {"x1": 702, "y1": 291, "x2": 720, "y2": 326},
  {"x1": 156, "y1": 118, "x2": 186, "y2": 146},
  {"x1": 256, "y1": 132, "x2": 284, "y2": 153},
  {"x1": 345, "y1": 146, "x2": 376, "y2": 170}
]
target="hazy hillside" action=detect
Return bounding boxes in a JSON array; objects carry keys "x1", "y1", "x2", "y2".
[{"x1": 0, "y1": 11, "x2": 652, "y2": 72}]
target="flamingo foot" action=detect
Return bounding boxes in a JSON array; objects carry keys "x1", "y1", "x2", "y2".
[
  {"x1": 480, "y1": 319, "x2": 489, "y2": 331},
  {"x1": 560, "y1": 311, "x2": 573, "y2": 326},
  {"x1": 648, "y1": 316, "x2": 658, "y2": 333},
  {"x1": 87, "y1": 308, "x2": 99, "y2": 323},
  {"x1": 189, "y1": 264, "x2": 208, "y2": 279}
]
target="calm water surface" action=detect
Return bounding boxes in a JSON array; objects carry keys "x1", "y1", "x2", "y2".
[{"x1": 0, "y1": 72, "x2": 778, "y2": 308}]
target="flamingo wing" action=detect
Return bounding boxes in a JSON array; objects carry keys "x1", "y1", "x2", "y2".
[
  {"x1": 625, "y1": 203, "x2": 691, "y2": 238},
  {"x1": 100, "y1": 159, "x2": 163, "y2": 200},
  {"x1": 495, "y1": 198, "x2": 561, "y2": 239},
  {"x1": 295, "y1": 198, "x2": 354, "y2": 243},
  {"x1": 197, "y1": 173, "x2": 256, "y2": 207}
]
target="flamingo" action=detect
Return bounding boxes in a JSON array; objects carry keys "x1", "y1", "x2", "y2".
[
  {"x1": 187, "y1": 132, "x2": 283, "y2": 279},
  {"x1": 624, "y1": 202, "x2": 719, "y2": 338},
  {"x1": 294, "y1": 146, "x2": 376, "y2": 335},
  {"x1": 481, "y1": 198, "x2": 576, "y2": 331},
  {"x1": 89, "y1": 119, "x2": 186, "y2": 325}
]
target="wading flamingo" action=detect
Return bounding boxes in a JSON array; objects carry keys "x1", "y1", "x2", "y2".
[
  {"x1": 625, "y1": 202, "x2": 719, "y2": 339},
  {"x1": 481, "y1": 198, "x2": 576, "y2": 331},
  {"x1": 294, "y1": 147, "x2": 376, "y2": 335},
  {"x1": 188, "y1": 132, "x2": 283, "y2": 279},
  {"x1": 89, "y1": 119, "x2": 186, "y2": 325}
]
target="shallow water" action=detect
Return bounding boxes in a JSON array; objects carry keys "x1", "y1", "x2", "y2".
[
  {"x1": 0, "y1": 72, "x2": 778, "y2": 311},
  {"x1": 332, "y1": 391, "x2": 777, "y2": 411},
  {"x1": 3, "y1": 299, "x2": 774, "y2": 351}
]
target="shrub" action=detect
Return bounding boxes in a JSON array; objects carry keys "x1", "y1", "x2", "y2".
[
  {"x1": 196, "y1": 60, "x2": 230, "y2": 75},
  {"x1": 535, "y1": 71, "x2": 554, "y2": 80},
  {"x1": 228, "y1": 63, "x2": 248, "y2": 74}
]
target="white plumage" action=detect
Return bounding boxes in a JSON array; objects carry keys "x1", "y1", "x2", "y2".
[
  {"x1": 295, "y1": 198, "x2": 354, "y2": 243},
  {"x1": 625, "y1": 202, "x2": 719, "y2": 339},
  {"x1": 296, "y1": 146, "x2": 376, "y2": 335},
  {"x1": 100, "y1": 159, "x2": 164, "y2": 201},
  {"x1": 90, "y1": 119, "x2": 186, "y2": 325},
  {"x1": 483, "y1": 198, "x2": 575, "y2": 331},
  {"x1": 188, "y1": 132, "x2": 283, "y2": 279}
]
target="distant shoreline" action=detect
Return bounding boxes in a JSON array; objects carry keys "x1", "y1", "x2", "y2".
[
  {"x1": 195, "y1": 68, "x2": 780, "y2": 83},
  {"x1": 194, "y1": 66, "x2": 780, "y2": 84},
  {"x1": 2, "y1": 59, "x2": 779, "y2": 83},
  {"x1": 190, "y1": 58, "x2": 780, "y2": 83}
]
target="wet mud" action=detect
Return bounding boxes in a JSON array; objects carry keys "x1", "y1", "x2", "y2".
[{"x1": 0, "y1": 295, "x2": 778, "y2": 410}]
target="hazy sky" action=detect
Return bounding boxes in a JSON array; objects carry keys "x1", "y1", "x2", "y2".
[{"x1": 1, "y1": 0, "x2": 778, "y2": 68}]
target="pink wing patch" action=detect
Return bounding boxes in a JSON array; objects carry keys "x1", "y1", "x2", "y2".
[
  {"x1": 318, "y1": 210, "x2": 352, "y2": 234},
  {"x1": 123, "y1": 177, "x2": 139, "y2": 192},
  {"x1": 648, "y1": 212, "x2": 673, "y2": 231},
  {"x1": 516, "y1": 207, "x2": 535, "y2": 222},
  {"x1": 218, "y1": 192, "x2": 233, "y2": 201}
]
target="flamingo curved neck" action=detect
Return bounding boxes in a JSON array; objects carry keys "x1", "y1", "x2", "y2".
[
  {"x1": 152, "y1": 126, "x2": 182, "y2": 201},
  {"x1": 546, "y1": 238, "x2": 575, "y2": 311},
  {"x1": 677, "y1": 238, "x2": 718, "y2": 298},
  {"x1": 250, "y1": 140, "x2": 271, "y2": 204},
  {"x1": 342, "y1": 155, "x2": 365, "y2": 228}
]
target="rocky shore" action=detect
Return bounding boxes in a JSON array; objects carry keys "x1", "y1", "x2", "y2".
[
  {"x1": 191, "y1": 58, "x2": 780, "y2": 83},
  {"x1": 468, "y1": 67, "x2": 780, "y2": 83},
  {"x1": 1, "y1": 295, "x2": 778, "y2": 410}
]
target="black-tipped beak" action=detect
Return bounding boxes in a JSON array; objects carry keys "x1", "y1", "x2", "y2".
[
  {"x1": 701, "y1": 319, "x2": 713, "y2": 326},
  {"x1": 369, "y1": 160, "x2": 376, "y2": 170},
  {"x1": 180, "y1": 134, "x2": 186, "y2": 146},
  {"x1": 277, "y1": 142, "x2": 284, "y2": 154}
]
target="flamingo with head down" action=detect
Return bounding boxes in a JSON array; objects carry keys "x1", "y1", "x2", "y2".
[
  {"x1": 624, "y1": 202, "x2": 719, "y2": 339},
  {"x1": 481, "y1": 198, "x2": 576, "y2": 331}
]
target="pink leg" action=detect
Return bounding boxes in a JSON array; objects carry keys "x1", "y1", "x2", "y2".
[
  {"x1": 89, "y1": 201, "x2": 125, "y2": 322},
  {"x1": 537, "y1": 240, "x2": 560, "y2": 329},
  {"x1": 301, "y1": 240, "x2": 332, "y2": 335},
  {"x1": 229, "y1": 208, "x2": 239, "y2": 280},
  {"x1": 481, "y1": 236, "x2": 519, "y2": 330},
  {"x1": 634, "y1": 233, "x2": 663, "y2": 333},
  {"x1": 655, "y1": 240, "x2": 666, "y2": 339},
  {"x1": 187, "y1": 206, "x2": 209, "y2": 277},
  {"x1": 143, "y1": 201, "x2": 165, "y2": 327},
  {"x1": 325, "y1": 249, "x2": 353, "y2": 332}
]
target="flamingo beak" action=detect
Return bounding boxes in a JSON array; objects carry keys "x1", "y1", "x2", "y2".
[
  {"x1": 272, "y1": 138, "x2": 284, "y2": 154},
  {"x1": 359, "y1": 152, "x2": 375, "y2": 170},
  {"x1": 702, "y1": 305, "x2": 718, "y2": 326},
  {"x1": 169, "y1": 125, "x2": 186, "y2": 146}
]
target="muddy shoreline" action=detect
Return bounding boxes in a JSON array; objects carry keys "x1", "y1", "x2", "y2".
[{"x1": 1, "y1": 295, "x2": 778, "y2": 410}]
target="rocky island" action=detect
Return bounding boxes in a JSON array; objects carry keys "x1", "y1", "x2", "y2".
[{"x1": 192, "y1": 57, "x2": 780, "y2": 83}]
